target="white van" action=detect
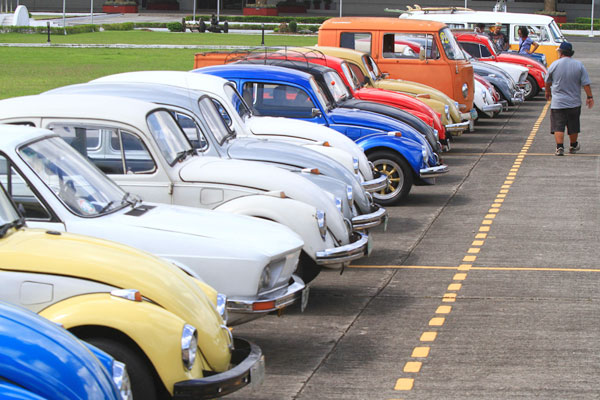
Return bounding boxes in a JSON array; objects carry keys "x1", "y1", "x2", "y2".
[{"x1": 394, "y1": 7, "x2": 566, "y2": 65}]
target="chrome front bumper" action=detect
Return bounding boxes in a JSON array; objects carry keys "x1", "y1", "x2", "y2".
[
  {"x1": 482, "y1": 103, "x2": 503, "y2": 113},
  {"x1": 316, "y1": 231, "x2": 370, "y2": 266},
  {"x1": 226, "y1": 275, "x2": 307, "y2": 314},
  {"x1": 173, "y1": 338, "x2": 264, "y2": 399},
  {"x1": 361, "y1": 172, "x2": 388, "y2": 192},
  {"x1": 445, "y1": 120, "x2": 470, "y2": 133},
  {"x1": 499, "y1": 100, "x2": 509, "y2": 111},
  {"x1": 511, "y1": 91, "x2": 525, "y2": 104},
  {"x1": 351, "y1": 204, "x2": 388, "y2": 231},
  {"x1": 420, "y1": 164, "x2": 449, "y2": 178}
]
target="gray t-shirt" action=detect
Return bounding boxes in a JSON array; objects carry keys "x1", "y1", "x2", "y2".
[{"x1": 545, "y1": 57, "x2": 591, "y2": 109}]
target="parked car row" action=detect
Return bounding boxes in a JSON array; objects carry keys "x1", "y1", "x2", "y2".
[{"x1": 0, "y1": 14, "x2": 549, "y2": 399}]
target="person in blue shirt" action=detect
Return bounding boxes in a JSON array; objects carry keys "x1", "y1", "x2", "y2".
[{"x1": 518, "y1": 26, "x2": 539, "y2": 56}]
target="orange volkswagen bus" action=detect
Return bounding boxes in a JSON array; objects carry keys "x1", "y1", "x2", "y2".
[{"x1": 318, "y1": 17, "x2": 474, "y2": 113}]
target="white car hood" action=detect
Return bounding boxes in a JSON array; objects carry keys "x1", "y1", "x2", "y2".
[
  {"x1": 245, "y1": 116, "x2": 373, "y2": 179},
  {"x1": 484, "y1": 61, "x2": 528, "y2": 83},
  {"x1": 178, "y1": 156, "x2": 349, "y2": 241}
]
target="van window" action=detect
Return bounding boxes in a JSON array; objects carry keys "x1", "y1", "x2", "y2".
[
  {"x1": 382, "y1": 33, "x2": 438, "y2": 59},
  {"x1": 340, "y1": 32, "x2": 372, "y2": 54},
  {"x1": 514, "y1": 25, "x2": 551, "y2": 44},
  {"x1": 439, "y1": 28, "x2": 465, "y2": 60}
]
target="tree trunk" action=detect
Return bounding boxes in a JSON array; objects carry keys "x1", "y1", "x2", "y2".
[{"x1": 544, "y1": 0, "x2": 556, "y2": 12}]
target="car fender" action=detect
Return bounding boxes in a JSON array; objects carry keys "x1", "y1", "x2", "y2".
[
  {"x1": 214, "y1": 194, "x2": 343, "y2": 260},
  {"x1": 40, "y1": 293, "x2": 209, "y2": 395},
  {"x1": 355, "y1": 134, "x2": 423, "y2": 175}
]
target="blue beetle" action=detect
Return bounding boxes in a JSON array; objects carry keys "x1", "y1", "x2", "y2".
[
  {"x1": 0, "y1": 301, "x2": 129, "y2": 400},
  {"x1": 195, "y1": 64, "x2": 448, "y2": 204}
]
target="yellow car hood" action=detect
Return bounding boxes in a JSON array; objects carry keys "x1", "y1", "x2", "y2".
[{"x1": 0, "y1": 228, "x2": 231, "y2": 371}]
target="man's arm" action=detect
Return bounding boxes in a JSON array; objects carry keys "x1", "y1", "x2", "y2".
[{"x1": 584, "y1": 84, "x2": 593, "y2": 109}]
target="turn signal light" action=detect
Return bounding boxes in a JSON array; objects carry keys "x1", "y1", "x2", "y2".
[{"x1": 253, "y1": 301, "x2": 276, "y2": 311}]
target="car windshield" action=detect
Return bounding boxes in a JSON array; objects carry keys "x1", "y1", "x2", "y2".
[
  {"x1": 309, "y1": 76, "x2": 331, "y2": 110},
  {"x1": 19, "y1": 137, "x2": 128, "y2": 217},
  {"x1": 223, "y1": 83, "x2": 253, "y2": 121},
  {"x1": 340, "y1": 61, "x2": 360, "y2": 91},
  {"x1": 0, "y1": 184, "x2": 20, "y2": 229},
  {"x1": 439, "y1": 28, "x2": 465, "y2": 60},
  {"x1": 486, "y1": 36, "x2": 501, "y2": 55},
  {"x1": 549, "y1": 21, "x2": 565, "y2": 42},
  {"x1": 362, "y1": 55, "x2": 382, "y2": 81},
  {"x1": 198, "y1": 96, "x2": 233, "y2": 145},
  {"x1": 147, "y1": 110, "x2": 193, "y2": 165},
  {"x1": 323, "y1": 71, "x2": 351, "y2": 104}
]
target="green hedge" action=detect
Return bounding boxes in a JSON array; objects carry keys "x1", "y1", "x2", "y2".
[
  {"x1": 575, "y1": 17, "x2": 600, "y2": 24},
  {"x1": 184, "y1": 15, "x2": 327, "y2": 24},
  {"x1": 101, "y1": 22, "x2": 134, "y2": 31},
  {"x1": 0, "y1": 22, "x2": 136, "y2": 35},
  {"x1": 560, "y1": 23, "x2": 600, "y2": 30}
]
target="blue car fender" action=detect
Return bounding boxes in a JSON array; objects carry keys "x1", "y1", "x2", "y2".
[{"x1": 355, "y1": 133, "x2": 424, "y2": 176}]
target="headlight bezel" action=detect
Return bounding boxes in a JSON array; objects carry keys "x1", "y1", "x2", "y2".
[
  {"x1": 181, "y1": 324, "x2": 198, "y2": 371},
  {"x1": 316, "y1": 209, "x2": 327, "y2": 240},
  {"x1": 352, "y1": 157, "x2": 360, "y2": 174},
  {"x1": 112, "y1": 360, "x2": 133, "y2": 400},
  {"x1": 258, "y1": 265, "x2": 272, "y2": 292}
]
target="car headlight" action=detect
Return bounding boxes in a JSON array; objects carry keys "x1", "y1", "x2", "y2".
[
  {"x1": 112, "y1": 361, "x2": 132, "y2": 400},
  {"x1": 352, "y1": 157, "x2": 360, "y2": 174},
  {"x1": 462, "y1": 83, "x2": 468, "y2": 99},
  {"x1": 216, "y1": 293, "x2": 228, "y2": 324},
  {"x1": 335, "y1": 197, "x2": 343, "y2": 212},
  {"x1": 421, "y1": 145, "x2": 428, "y2": 161},
  {"x1": 181, "y1": 324, "x2": 198, "y2": 371},
  {"x1": 258, "y1": 265, "x2": 272, "y2": 292},
  {"x1": 316, "y1": 209, "x2": 327, "y2": 240},
  {"x1": 444, "y1": 104, "x2": 450, "y2": 121}
]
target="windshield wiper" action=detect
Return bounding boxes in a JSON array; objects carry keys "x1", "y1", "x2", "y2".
[
  {"x1": 99, "y1": 200, "x2": 115, "y2": 214},
  {"x1": 0, "y1": 217, "x2": 25, "y2": 238}
]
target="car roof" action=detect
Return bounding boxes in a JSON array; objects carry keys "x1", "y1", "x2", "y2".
[
  {"x1": 92, "y1": 71, "x2": 232, "y2": 98},
  {"x1": 0, "y1": 124, "x2": 56, "y2": 149},
  {"x1": 0, "y1": 94, "x2": 159, "y2": 129},
  {"x1": 197, "y1": 63, "x2": 314, "y2": 83},
  {"x1": 399, "y1": 10, "x2": 554, "y2": 25},
  {"x1": 320, "y1": 17, "x2": 448, "y2": 32}
]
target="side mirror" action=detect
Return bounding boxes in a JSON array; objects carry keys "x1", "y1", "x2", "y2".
[
  {"x1": 419, "y1": 48, "x2": 426, "y2": 61},
  {"x1": 380, "y1": 72, "x2": 390, "y2": 79},
  {"x1": 311, "y1": 108, "x2": 322, "y2": 118}
]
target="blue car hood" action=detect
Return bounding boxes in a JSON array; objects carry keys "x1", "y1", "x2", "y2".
[
  {"x1": 328, "y1": 108, "x2": 427, "y2": 147},
  {"x1": 227, "y1": 138, "x2": 371, "y2": 213},
  {"x1": 0, "y1": 302, "x2": 119, "y2": 400}
]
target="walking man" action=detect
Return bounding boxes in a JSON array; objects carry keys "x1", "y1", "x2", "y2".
[{"x1": 545, "y1": 41, "x2": 594, "y2": 156}]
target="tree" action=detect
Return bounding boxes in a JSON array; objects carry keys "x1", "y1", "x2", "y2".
[{"x1": 544, "y1": 0, "x2": 556, "y2": 12}]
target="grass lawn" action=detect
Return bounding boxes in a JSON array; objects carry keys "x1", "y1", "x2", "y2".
[
  {"x1": 0, "y1": 31, "x2": 318, "y2": 99},
  {"x1": 0, "y1": 31, "x2": 318, "y2": 46}
]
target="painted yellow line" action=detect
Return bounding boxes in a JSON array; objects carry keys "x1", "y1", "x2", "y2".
[
  {"x1": 420, "y1": 332, "x2": 437, "y2": 341},
  {"x1": 429, "y1": 317, "x2": 445, "y2": 326},
  {"x1": 394, "y1": 378, "x2": 414, "y2": 390},
  {"x1": 412, "y1": 347, "x2": 430, "y2": 357},
  {"x1": 453, "y1": 273, "x2": 467, "y2": 280},
  {"x1": 349, "y1": 265, "x2": 600, "y2": 273},
  {"x1": 404, "y1": 361, "x2": 422, "y2": 373},
  {"x1": 445, "y1": 152, "x2": 600, "y2": 157},
  {"x1": 448, "y1": 283, "x2": 462, "y2": 291},
  {"x1": 436, "y1": 305, "x2": 452, "y2": 314}
]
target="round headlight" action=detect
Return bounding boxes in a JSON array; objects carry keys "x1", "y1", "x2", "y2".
[
  {"x1": 352, "y1": 157, "x2": 360, "y2": 174},
  {"x1": 316, "y1": 209, "x2": 327, "y2": 240},
  {"x1": 258, "y1": 265, "x2": 272, "y2": 292},
  {"x1": 181, "y1": 324, "x2": 198, "y2": 371},
  {"x1": 462, "y1": 83, "x2": 468, "y2": 99},
  {"x1": 112, "y1": 361, "x2": 132, "y2": 400}
]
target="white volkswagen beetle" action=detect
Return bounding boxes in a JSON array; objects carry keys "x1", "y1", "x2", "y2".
[
  {"x1": 90, "y1": 71, "x2": 386, "y2": 191},
  {"x1": 0, "y1": 124, "x2": 308, "y2": 325},
  {"x1": 0, "y1": 95, "x2": 370, "y2": 283}
]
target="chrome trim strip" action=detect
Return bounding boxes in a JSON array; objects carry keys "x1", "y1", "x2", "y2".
[
  {"x1": 226, "y1": 275, "x2": 306, "y2": 314},
  {"x1": 482, "y1": 103, "x2": 503, "y2": 113},
  {"x1": 351, "y1": 204, "x2": 388, "y2": 231},
  {"x1": 419, "y1": 164, "x2": 449, "y2": 178},
  {"x1": 444, "y1": 121, "x2": 470, "y2": 132},
  {"x1": 361, "y1": 173, "x2": 388, "y2": 192}
]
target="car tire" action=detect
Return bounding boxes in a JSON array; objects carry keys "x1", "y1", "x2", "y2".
[
  {"x1": 296, "y1": 251, "x2": 321, "y2": 284},
  {"x1": 85, "y1": 337, "x2": 159, "y2": 400},
  {"x1": 523, "y1": 75, "x2": 539, "y2": 100},
  {"x1": 368, "y1": 150, "x2": 413, "y2": 205}
]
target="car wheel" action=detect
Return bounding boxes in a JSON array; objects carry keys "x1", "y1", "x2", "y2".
[
  {"x1": 85, "y1": 337, "x2": 159, "y2": 400},
  {"x1": 296, "y1": 251, "x2": 321, "y2": 284},
  {"x1": 368, "y1": 150, "x2": 413, "y2": 205},
  {"x1": 523, "y1": 75, "x2": 539, "y2": 100}
]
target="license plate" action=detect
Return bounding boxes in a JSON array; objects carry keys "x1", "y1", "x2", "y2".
[
  {"x1": 300, "y1": 286, "x2": 310, "y2": 312},
  {"x1": 367, "y1": 233, "x2": 373, "y2": 256},
  {"x1": 249, "y1": 355, "x2": 265, "y2": 390}
]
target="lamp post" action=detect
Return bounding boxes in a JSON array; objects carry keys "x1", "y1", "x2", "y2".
[
  {"x1": 63, "y1": 0, "x2": 66, "y2": 35},
  {"x1": 590, "y1": 0, "x2": 595, "y2": 37},
  {"x1": 217, "y1": 0, "x2": 220, "y2": 22},
  {"x1": 193, "y1": 0, "x2": 196, "y2": 22},
  {"x1": 339, "y1": 0, "x2": 342, "y2": 17},
  {"x1": 90, "y1": 0, "x2": 93, "y2": 25}
]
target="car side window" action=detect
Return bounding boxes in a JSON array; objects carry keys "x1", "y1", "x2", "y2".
[
  {"x1": 460, "y1": 42, "x2": 481, "y2": 58},
  {"x1": 0, "y1": 154, "x2": 52, "y2": 220},
  {"x1": 211, "y1": 99, "x2": 233, "y2": 128},
  {"x1": 49, "y1": 123, "x2": 156, "y2": 175},
  {"x1": 340, "y1": 32, "x2": 372, "y2": 54},
  {"x1": 480, "y1": 44, "x2": 492, "y2": 58},
  {"x1": 173, "y1": 112, "x2": 208, "y2": 152},
  {"x1": 242, "y1": 82, "x2": 317, "y2": 119},
  {"x1": 382, "y1": 33, "x2": 436, "y2": 59}
]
